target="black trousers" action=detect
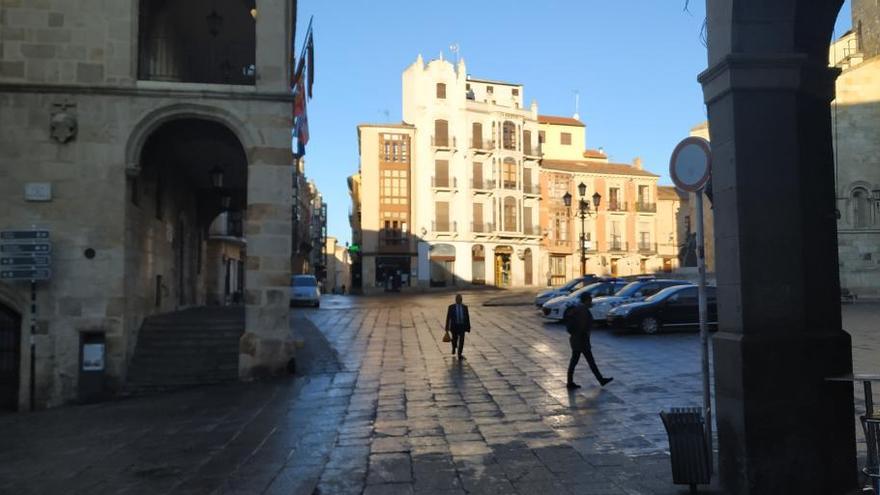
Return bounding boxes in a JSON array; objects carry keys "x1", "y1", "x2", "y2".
[
  {"x1": 451, "y1": 331, "x2": 465, "y2": 355},
  {"x1": 567, "y1": 345, "x2": 604, "y2": 384}
]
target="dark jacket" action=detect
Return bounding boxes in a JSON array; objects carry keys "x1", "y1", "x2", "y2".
[
  {"x1": 564, "y1": 303, "x2": 593, "y2": 350},
  {"x1": 445, "y1": 303, "x2": 471, "y2": 333}
]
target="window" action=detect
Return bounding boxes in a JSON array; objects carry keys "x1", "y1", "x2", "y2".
[
  {"x1": 434, "y1": 119, "x2": 449, "y2": 147},
  {"x1": 380, "y1": 169, "x2": 408, "y2": 205},
  {"x1": 435, "y1": 202, "x2": 450, "y2": 231},
  {"x1": 502, "y1": 121, "x2": 516, "y2": 150},
  {"x1": 512, "y1": 88, "x2": 519, "y2": 96},
  {"x1": 381, "y1": 133, "x2": 409, "y2": 162},
  {"x1": 486, "y1": 85, "x2": 494, "y2": 94},
  {"x1": 550, "y1": 256, "x2": 566, "y2": 285},
  {"x1": 436, "y1": 82, "x2": 446, "y2": 99},
  {"x1": 610, "y1": 221, "x2": 622, "y2": 250},
  {"x1": 522, "y1": 167, "x2": 532, "y2": 189},
  {"x1": 561, "y1": 132, "x2": 572, "y2": 145},
  {"x1": 523, "y1": 206, "x2": 533, "y2": 231},
  {"x1": 472, "y1": 162, "x2": 483, "y2": 188},
  {"x1": 472, "y1": 122, "x2": 483, "y2": 148},
  {"x1": 473, "y1": 203, "x2": 484, "y2": 231},
  {"x1": 502, "y1": 159, "x2": 517, "y2": 189},
  {"x1": 503, "y1": 197, "x2": 517, "y2": 231},
  {"x1": 554, "y1": 213, "x2": 569, "y2": 241},
  {"x1": 434, "y1": 160, "x2": 449, "y2": 188},
  {"x1": 638, "y1": 185, "x2": 650, "y2": 203},
  {"x1": 609, "y1": 187, "x2": 621, "y2": 210},
  {"x1": 853, "y1": 188, "x2": 871, "y2": 228},
  {"x1": 523, "y1": 130, "x2": 532, "y2": 154},
  {"x1": 538, "y1": 130, "x2": 545, "y2": 143}
]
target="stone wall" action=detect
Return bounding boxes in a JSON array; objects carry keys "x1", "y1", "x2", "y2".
[{"x1": 854, "y1": 0, "x2": 880, "y2": 59}]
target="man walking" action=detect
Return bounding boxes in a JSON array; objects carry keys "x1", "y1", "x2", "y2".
[
  {"x1": 565, "y1": 292, "x2": 613, "y2": 389},
  {"x1": 445, "y1": 294, "x2": 471, "y2": 359}
]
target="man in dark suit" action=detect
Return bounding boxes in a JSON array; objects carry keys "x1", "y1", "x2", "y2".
[
  {"x1": 565, "y1": 293, "x2": 613, "y2": 389},
  {"x1": 445, "y1": 294, "x2": 471, "y2": 359}
]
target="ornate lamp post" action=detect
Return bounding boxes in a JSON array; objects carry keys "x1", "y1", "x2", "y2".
[{"x1": 563, "y1": 183, "x2": 601, "y2": 276}]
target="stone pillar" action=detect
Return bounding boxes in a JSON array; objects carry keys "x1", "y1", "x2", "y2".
[
  {"x1": 700, "y1": 52, "x2": 857, "y2": 493},
  {"x1": 240, "y1": 146, "x2": 294, "y2": 379}
]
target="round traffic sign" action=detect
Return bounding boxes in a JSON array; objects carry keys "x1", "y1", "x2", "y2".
[{"x1": 669, "y1": 137, "x2": 712, "y2": 192}]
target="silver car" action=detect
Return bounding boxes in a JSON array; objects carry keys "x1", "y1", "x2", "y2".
[{"x1": 290, "y1": 274, "x2": 321, "y2": 307}]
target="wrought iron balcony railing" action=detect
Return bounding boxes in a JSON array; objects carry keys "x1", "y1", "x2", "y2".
[
  {"x1": 635, "y1": 201, "x2": 657, "y2": 213},
  {"x1": 432, "y1": 221, "x2": 457, "y2": 233}
]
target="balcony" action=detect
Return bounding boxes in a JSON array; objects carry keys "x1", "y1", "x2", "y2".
[
  {"x1": 431, "y1": 135, "x2": 456, "y2": 149},
  {"x1": 502, "y1": 180, "x2": 517, "y2": 190},
  {"x1": 523, "y1": 183, "x2": 541, "y2": 196},
  {"x1": 607, "y1": 201, "x2": 629, "y2": 212},
  {"x1": 469, "y1": 138, "x2": 496, "y2": 153},
  {"x1": 523, "y1": 225, "x2": 541, "y2": 236},
  {"x1": 609, "y1": 240, "x2": 628, "y2": 252},
  {"x1": 471, "y1": 179, "x2": 496, "y2": 191},
  {"x1": 379, "y1": 231, "x2": 409, "y2": 249},
  {"x1": 635, "y1": 201, "x2": 657, "y2": 213},
  {"x1": 471, "y1": 222, "x2": 494, "y2": 234},
  {"x1": 523, "y1": 143, "x2": 542, "y2": 158},
  {"x1": 638, "y1": 242, "x2": 658, "y2": 254},
  {"x1": 552, "y1": 239, "x2": 573, "y2": 250},
  {"x1": 432, "y1": 221, "x2": 457, "y2": 233},
  {"x1": 432, "y1": 176, "x2": 458, "y2": 189}
]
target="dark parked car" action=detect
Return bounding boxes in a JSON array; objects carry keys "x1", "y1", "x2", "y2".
[
  {"x1": 605, "y1": 285, "x2": 718, "y2": 334},
  {"x1": 590, "y1": 279, "x2": 693, "y2": 321}
]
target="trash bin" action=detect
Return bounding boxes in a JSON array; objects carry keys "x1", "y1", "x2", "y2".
[
  {"x1": 78, "y1": 332, "x2": 106, "y2": 403},
  {"x1": 660, "y1": 407, "x2": 712, "y2": 493}
]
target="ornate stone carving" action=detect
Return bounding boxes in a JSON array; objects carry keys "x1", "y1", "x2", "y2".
[{"x1": 50, "y1": 102, "x2": 77, "y2": 144}]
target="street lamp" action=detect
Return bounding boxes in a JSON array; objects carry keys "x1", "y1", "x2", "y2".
[{"x1": 564, "y1": 183, "x2": 601, "y2": 276}]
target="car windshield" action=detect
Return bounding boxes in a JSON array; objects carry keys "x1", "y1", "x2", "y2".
[
  {"x1": 570, "y1": 282, "x2": 605, "y2": 298},
  {"x1": 614, "y1": 282, "x2": 646, "y2": 297},
  {"x1": 292, "y1": 276, "x2": 317, "y2": 287},
  {"x1": 561, "y1": 279, "x2": 583, "y2": 291},
  {"x1": 645, "y1": 285, "x2": 686, "y2": 302}
]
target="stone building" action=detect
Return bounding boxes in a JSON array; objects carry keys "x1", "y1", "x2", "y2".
[
  {"x1": 323, "y1": 236, "x2": 350, "y2": 294},
  {"x1": 353, "y1": 56, "x2": 544, "y2": 291},
  {"x1": 537, "y1": 116, "x2": 673, "y2": 282},
  {"x1": 0, "y1": 0, "x2": 297, "y2": 410},
  {"x1": 831, "y1": 1, "x2": 880, "y2": 297}
]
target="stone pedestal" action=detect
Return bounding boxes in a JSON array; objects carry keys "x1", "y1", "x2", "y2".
[{"x1": 700, "y1": 51, "x2": 857, "y2": 494}]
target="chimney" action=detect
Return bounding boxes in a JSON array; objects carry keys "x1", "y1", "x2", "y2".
[{"x1": 633, "y1": 157, "x2": 643, "y2": 170}]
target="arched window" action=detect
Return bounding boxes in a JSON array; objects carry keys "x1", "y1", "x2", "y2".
[
  {"x1": 434, "y1": 119, "x2": 449, "y2": 147},
  {"x1": 503, "y1": 197, "x2": 517, "y2": 232},
  {"x1": 502, "y1": 121, "x2": 516, "y2": 150},
  {"x1": 502, "y1": 158, "x2": 517, "y2": 189},
  {"x1": 853, "y1": 188, "x2": 871, "y2": 228}
]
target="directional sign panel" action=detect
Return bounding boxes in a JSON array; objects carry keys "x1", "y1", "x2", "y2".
[
  {"x1": 0, "y1": 230, "x2": 50, "y2": 241},
  {"x1": 0, "y1": 243, "x2": 51, "y2": 254},
  {"x1": 0, "y1": 256, "x2": 50, "y2": 266},
  {"x1": 0, "y1": 268, "x2": 50, "y2": 280}
]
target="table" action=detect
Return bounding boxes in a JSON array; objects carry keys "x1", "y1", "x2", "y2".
[{"x1": 826, "y1": 373, "x2": 880, "y2": 418}]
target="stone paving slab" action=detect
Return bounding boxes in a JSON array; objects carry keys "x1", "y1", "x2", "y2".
[{"x1": 6, "y1": 293, "x2": 879, "y2": 494}]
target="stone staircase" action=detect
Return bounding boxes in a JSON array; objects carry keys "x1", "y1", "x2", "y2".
[{"x1": 125, "y1": 306, "x2": 244, "y2": 395}]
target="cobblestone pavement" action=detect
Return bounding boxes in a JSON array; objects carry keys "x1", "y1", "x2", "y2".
[{"x1": 2, "y1": 293, "x2": 877, "y2": 494}]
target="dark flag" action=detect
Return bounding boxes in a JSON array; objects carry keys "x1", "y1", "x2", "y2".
[{"x1": 307, "y1": 32, "x2": 315, "y2": 98}]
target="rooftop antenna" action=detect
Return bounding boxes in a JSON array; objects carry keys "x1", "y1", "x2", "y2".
[
  {"x1": 449, "y1": 43, "x2": 460, "y2": 65},
  {"x1": 573, "y1": 90, "x2": 580, "y2": 121}
]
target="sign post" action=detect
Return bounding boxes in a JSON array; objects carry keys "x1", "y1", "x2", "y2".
[
  {"x1": 1, "y1": 229, "x2": 52, "y2": 411},
  {"x1": 669, "y1": 137, "x2": 713, "y2": 468}
]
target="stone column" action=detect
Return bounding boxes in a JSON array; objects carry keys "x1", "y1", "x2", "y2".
[
  {"x1": 240, "y1": 145, "x2": 293, "y2": 379},
  {"x1": 700, "y1": 53, "x2": 857, "y2": 493}
]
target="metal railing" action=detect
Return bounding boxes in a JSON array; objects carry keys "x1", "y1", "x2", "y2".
[
  {"x1": 138, "y1": 37, "x2": 256, "y2": 85},
  {"x1": 635, "y1": 201, "x2": 657, "y2": 212},
  {"x1": 607, "y1": 201, "x2": 628, "y2": 212},
  {"x1": 379, "y1": 231, "x2": 408, "y2": 246},
  {"x1": 552, "y1": 239, "x2": 573, "y2": 249},
  {"x1": 638, "y1": 242, "x2": 658, "y2": 253},
  {"x1": 502, "y1": 180, "x2": 517, "y2": 190},
  {"x1": 431, "y1": 135, "x2": 456, "y2": 148},
  {"x1": 472, "y1": 179, "x2": 496, "y2": 190},
  {"x1": 523, "y1": 143, "x2": 543, "y2": 157},
  {"x1": 471, "y1": 222, "x2": 494, "y2": 233},
  {"x1": 469, "y1": 138, "x2": 495, "y2": 151},
  {"x1": 523, "y1": 225, "x2": 541, "y2": 236},
  {"x1": 609, "y1": 240, "x2": 628, "y2": 252},
  {"x1": 523, "y1": 183, "x2": 541, "y2": 195},
  {"x1": 432, "y1": 221, "x2": 457, "y2": 233},
  {"x1": 432, "y1": 176, "x2": 457, "y2": 188}
]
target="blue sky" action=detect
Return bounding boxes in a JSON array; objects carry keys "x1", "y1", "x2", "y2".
[{"x1": 296, "y1": 1, "x2": 852, "y2": 244}]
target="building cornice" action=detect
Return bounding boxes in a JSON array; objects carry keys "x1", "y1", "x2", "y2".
[{"x1": 0, "y1": 81, "x2": 295, "y2": 103}]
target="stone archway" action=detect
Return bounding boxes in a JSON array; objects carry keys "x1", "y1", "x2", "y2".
[{"x1": 702, "y1": 1, "x2": 854, "y2": 493}]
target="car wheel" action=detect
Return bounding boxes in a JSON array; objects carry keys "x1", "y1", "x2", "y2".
[{"x1": 640, "y1": 317, "x2": 660, "y2": 335}]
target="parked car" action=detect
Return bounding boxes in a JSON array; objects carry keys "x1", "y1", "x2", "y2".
[
  {"x1": 534, "y1": 274, "x2": 603, "y2": 307},
  {"x1": 290, "y1": 274, "x2": 321, "y2": 307},
  {"x1": 590, "y1": 279, "x2": 693, "y2": 322},
  {"x1": 541, "y1": 280, "x2": 629, "y2": 320},
  {"x1": 606, "y1": 284, "x2": 718, "y2": 334}
]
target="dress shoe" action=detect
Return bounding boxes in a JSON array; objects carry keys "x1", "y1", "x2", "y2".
[
  {"x1": 458, "y1": 354, "x2": 465, "y2": 360},
  {"x1": 566, "y1": 382, "x2": 581, "y2": 389},
  {"x1": 600, "y1": 377, "x2": 614, "y2": 387}
]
